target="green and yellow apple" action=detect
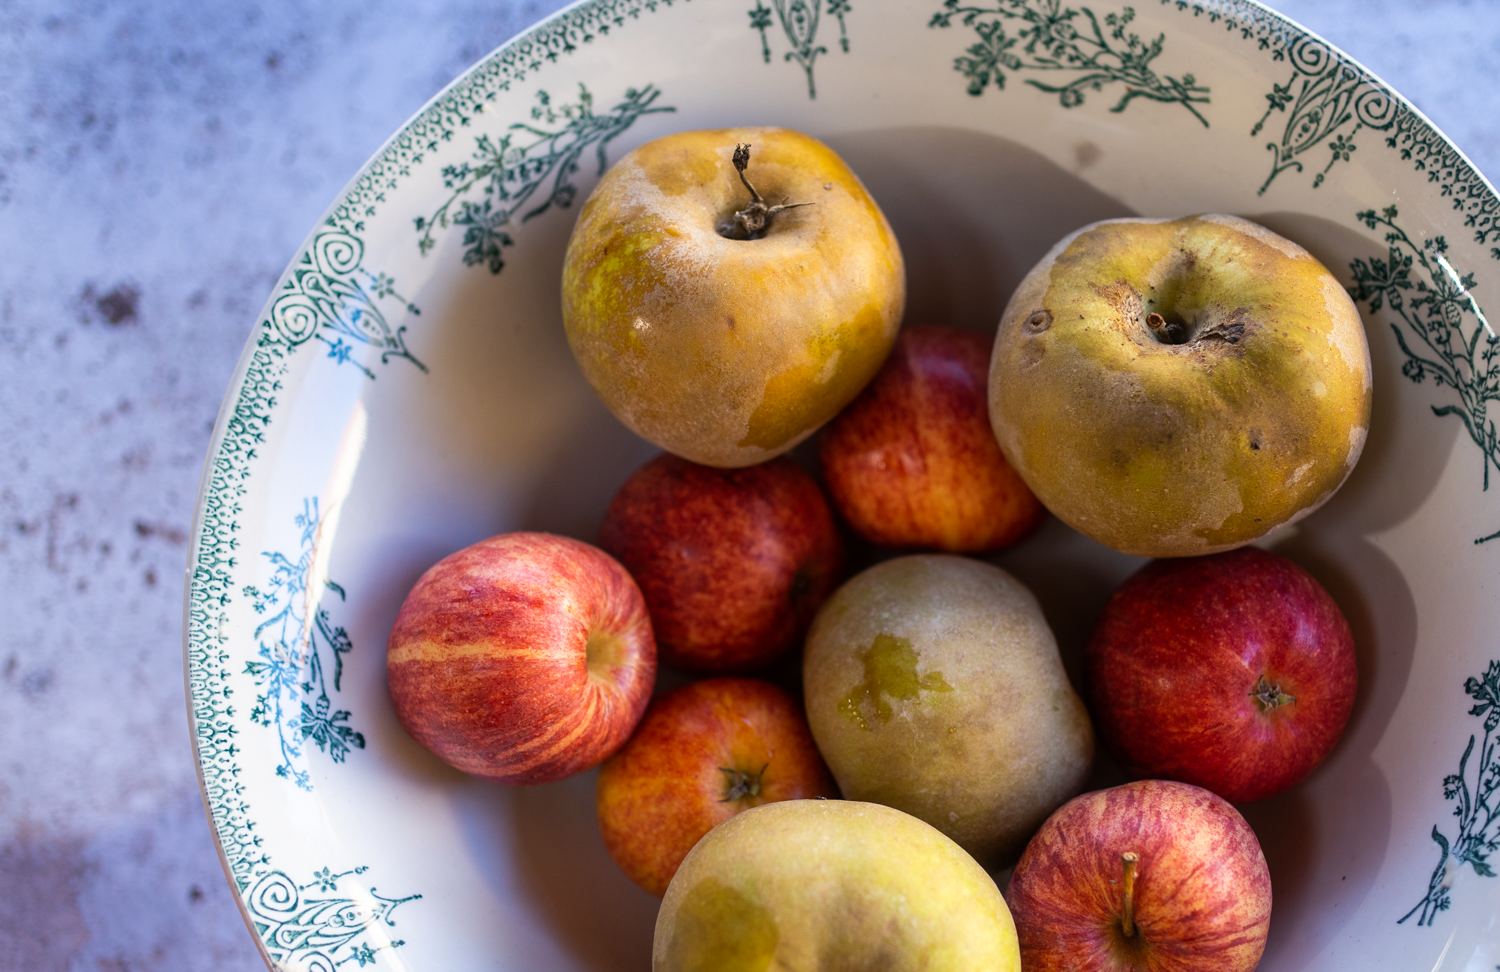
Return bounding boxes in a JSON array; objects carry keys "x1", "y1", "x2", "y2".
[
  {"x1": 989, "y1": 214, "x2": 1372, "y2": 557},
  {"x1": 653, "y1": 799, "x2": 1020, "y2": 972},
  {"x1": 562, "y1": 127, "x2": 905, "y2": 468},
  {"x1": 802, "y1": 555, "x2": 1094, "y2": 868}
]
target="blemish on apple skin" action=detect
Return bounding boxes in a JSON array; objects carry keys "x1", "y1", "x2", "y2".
[
  {"x1": 665, "y1": 877, "x2": 779, "y2": 972},
  {"x1": 839, "y1": 633, "x2": 953, "y2": 730}
]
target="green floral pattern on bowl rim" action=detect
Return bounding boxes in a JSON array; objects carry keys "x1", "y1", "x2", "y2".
[{"x1": 186, "y1": 0, "x2": 1500, "y2": 968}]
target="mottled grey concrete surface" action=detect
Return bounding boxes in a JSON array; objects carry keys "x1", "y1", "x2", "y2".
[{"x1": 0, "y1": 1, "x2": 1496, "y2": 969}]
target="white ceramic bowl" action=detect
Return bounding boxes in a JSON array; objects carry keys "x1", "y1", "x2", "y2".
[{"x1": 186, "y1": 1, "x2": 1500, "y2": 968}]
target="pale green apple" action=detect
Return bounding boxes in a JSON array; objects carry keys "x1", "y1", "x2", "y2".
[
  {"x1": 653, "y1": 799, "x2": 1020, "y2": 972},
  {"x1": 802, "y1": 555, "x2": 1093, "y2": 869},
  {"x1": 989, "y1": 214, "x2": 1372, "y2": 557}
]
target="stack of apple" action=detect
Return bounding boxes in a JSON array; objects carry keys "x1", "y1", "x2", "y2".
[{"x1": 387, "y1": 127, "x2": 1372, "y2": 972}]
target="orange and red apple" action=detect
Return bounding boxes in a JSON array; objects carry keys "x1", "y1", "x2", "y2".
[
  {"x1": 596, "y1": 677, "x2": 837, "y2": 896},
  {"x1": 819, "y1": 324, "x2": 1044, "y2": 553}
]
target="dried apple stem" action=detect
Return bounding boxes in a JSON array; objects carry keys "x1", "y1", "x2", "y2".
[
  {"x1": 1145, "y1": 311, "x2": 1187, "y2": 345},
  {"x1": 724, "y1": 143, "x2": 812, "y2": 240},
  {"x1": 1121, "y1": 852, "x2": 1140, "y2": 938}
]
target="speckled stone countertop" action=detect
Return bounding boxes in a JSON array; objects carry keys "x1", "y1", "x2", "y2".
[{"x1": 1, "y1": 1, "x2": 1497, "y2": 969}]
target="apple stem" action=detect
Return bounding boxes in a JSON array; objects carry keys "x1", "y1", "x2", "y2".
[
  {"x1": 1145, "y1": 312, "x2": 1188, "y2": 345},
  {"x1": 724, "y1": 143, "x2": 813, "y2": 240},
  {"x1": 719, "y1": 762, "x2": 770, "y2": 802},
  {"x1": 1120, "y1": 852, "x2": 1140, "y2": 938}
]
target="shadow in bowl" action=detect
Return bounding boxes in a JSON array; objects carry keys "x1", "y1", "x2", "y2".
[
  {"x1": 1250, "y1": 210, "x2": 1460, "y2": 538},
  {"x1": 506, "y1": 771, "x2": 660, "y2": 971},
  {"x1": 990, "y1": 515, "x2": 1145, "y2": 692},
  {"x1": 826, "y1": 126, "x2": 1138, "y2": 337},
  {"x1": 1234, "y1": 211, "x2": 1435, "y2": 964},
  {"x1": 1247, "y1": 529, "x2": 1410, "y2": 964}
]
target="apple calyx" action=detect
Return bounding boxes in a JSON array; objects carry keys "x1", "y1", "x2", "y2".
[
  {"x1": 1120, "y1": 852, "x2": 1140, "y2": 938},
  {"x1": 586, "y1": 628, "x2": 627, "y2": 684},
  {"x1": 719, "y1": 762, "x2": 769, "y2": 802},
  {"x1": 1249, "y1": 673, "x2": 1296, "y2": 712},
  {"x1": 721, "y1": 143, "x2": 812, "y2": 241}
]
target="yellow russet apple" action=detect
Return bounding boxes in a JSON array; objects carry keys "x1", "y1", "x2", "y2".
[
  {"x1": 653, "y1": 799, "x2": 1020, "y2": 972},
  {"x1": 989, "y1": 214, "x2": 1372, "y2": 557},
  {"x1": 562, "y1": 127, "x2": 905, "y2": 468}
]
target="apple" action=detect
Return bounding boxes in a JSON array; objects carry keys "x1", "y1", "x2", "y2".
[
  {"x1": 818, "y1": 323, "x2": 1044, "y2": 553},
  {"x1": 802, "y1": 554, "x2": 1093, "y2": 868},
  {"x1": 599, "y1": 452, "x2": 843, "y2": 673},
  {"x1": 654, "y1": 799, "x2": 1020, "y2": 971},
  {"x1": 1007, "y1": 780, "x2": 1271, "y2": 972},
  {"x1": 562, "y1": 127, "x2": 906, "y2": 468},
  {"x1": 988, "y1": 214, "x2": 1372, "y2": 557},
  {"x1": 386, "y1": 532, "x2": 655, "y2": 785},
  {"x1": 1086, "y1": 545, "x2": 1357, "y2": 804},
  {"x1": 595, "y1": 677, "x2": 838, "y2": 896}
]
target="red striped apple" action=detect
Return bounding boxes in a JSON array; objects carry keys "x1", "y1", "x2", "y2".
[
  {"x1": 1086, "y1": 546, "x2": 1356, "y2": 804},
  {"x1": 1007, "y1": 780, "x2": 1271, "y2": 972},
  {"x1": 595, "y1": 677, "x2": 838, "y2": 896},
  {"x1": 386, "y1": 532, "x2": 655, "y2": 785},
  {"x1": 819, "y1": 323, "x2": 1044, "y2": 553},
  {"x1": 599, "y1": 453, "x2": 843, "y2": 673}
]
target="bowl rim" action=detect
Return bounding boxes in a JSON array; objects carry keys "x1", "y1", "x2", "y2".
[{"x1": 182, "y1": 1, "x2": 1500, "y2": 968}]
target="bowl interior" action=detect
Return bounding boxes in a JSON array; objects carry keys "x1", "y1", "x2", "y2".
[{"x1": 187, "y1": 2, "x2": 1500, "y2": 969}]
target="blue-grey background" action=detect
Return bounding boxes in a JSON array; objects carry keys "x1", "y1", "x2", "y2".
[{"x1": 1, "y1": 1, "x2": 1496, "y2": 968}]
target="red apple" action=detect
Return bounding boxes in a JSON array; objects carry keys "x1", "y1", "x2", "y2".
[
  {"x1": 818, "y1": 324, "x2": 1044, "y2": 553},
  {"x1": 386, "y1": 532, "x2": 655, "y2": 785},
  {"x1": 595, "y1": 677, "x2": 838, "y2": 896},
  {"x1": 599, "y1": 454, "x2": 843, "y2": 672},
  {"x1": 1086, "y1": 546, "x2": 1356, "y2": 804},
  {"x1": 1007, "y1": 780, "x2": 1271, "y2": 972}
]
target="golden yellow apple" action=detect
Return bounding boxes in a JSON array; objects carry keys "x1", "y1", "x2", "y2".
[
  {"x1": 653, "y1": 799, "x2": 1020, "y2": 972},
  {"x1": 562, "y1": 127, "x2": 905, "y2": 468},
  {"x1": 989, "y1": 214, "x2": 1371, "y2": 557}
]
